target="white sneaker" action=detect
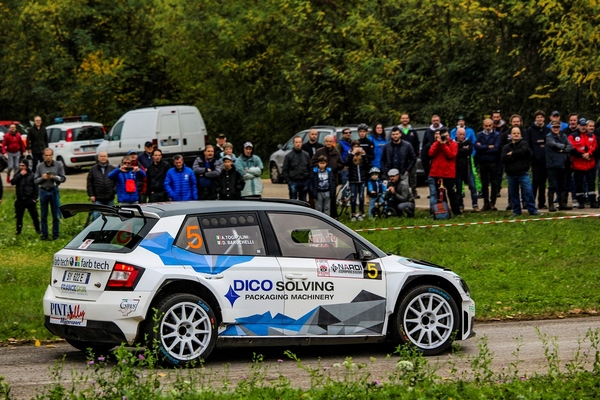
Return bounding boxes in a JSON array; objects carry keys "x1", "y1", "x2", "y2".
[
  {"x1": 357, "y1": 215, "x2": 364, "y2": 221},
  {"x1": 573, "y1": 200, "x2": 580, "y2": 208},
  {"x1": 350, "y1": 216, "x2": 357, "y2": 222}
]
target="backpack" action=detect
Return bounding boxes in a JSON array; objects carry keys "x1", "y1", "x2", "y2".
[{"x1": 430, "y1": 180, "x2": 451, "y2": 220}]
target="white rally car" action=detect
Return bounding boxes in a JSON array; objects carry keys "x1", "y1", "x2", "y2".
[{"x1": 43, "y1": 201, "x2": 475, "y2": 366}]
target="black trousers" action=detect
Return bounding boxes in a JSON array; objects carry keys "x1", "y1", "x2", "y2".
[
  {"x1": 15, "y1": 198, "x2": 40, "y2": 233},
  {"x1": 479, "y1": 161, "x2": 499, "y2": 205},
  {"x1": 531, "y1": 162, "x2": 548, "y2": 207},
  {"x1": 547, "y1": 168, "x2": 569, "y2": 194}
]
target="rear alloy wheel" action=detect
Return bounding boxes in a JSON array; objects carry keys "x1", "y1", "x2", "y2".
[
  {"x1": 270, "y1": 163, "x2": 281, "y2": 183},
  {"x1": 393, "y1": 285, "x2": 459, "y2": 355},
  {"x1": 149, "y1": 293, "x2": 217, "y2": 367}
]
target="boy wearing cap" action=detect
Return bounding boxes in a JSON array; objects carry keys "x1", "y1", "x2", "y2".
[
  {"x1": 216, "y1": 155, "x2": 245, "y2": 200},
  {"x1": 235, "y1": 142, "x2": 263, "y2": 197}
]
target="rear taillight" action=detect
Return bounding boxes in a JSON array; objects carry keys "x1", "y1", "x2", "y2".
[
  {"x1": 66, "y1": 129, "x2": 73, "y2": 142},
  {"x1": 107, "y1": 263, "x2": 143, "y2": 290}
]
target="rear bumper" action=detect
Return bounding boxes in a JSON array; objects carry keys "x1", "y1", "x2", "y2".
[{"x1": 45, "y1": 316, "x2": 127, "y2": 344}]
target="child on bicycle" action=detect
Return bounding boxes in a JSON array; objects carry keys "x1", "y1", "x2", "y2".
[{"x1": 367, "y1": 167, "x2": 386, "y2": 217}]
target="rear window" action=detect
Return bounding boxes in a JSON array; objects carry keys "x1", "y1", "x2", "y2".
[
  {"x1": 64, "y1": 215, "x2": 155, "y2": 252},
  {"x1": 73, "y1": 126, "x2": 104, "y2": 141}
]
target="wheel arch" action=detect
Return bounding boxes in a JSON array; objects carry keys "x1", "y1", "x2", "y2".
[
  {"x1": 388, "y1": 275, "x2": 463, "y2": 336},
  {"x1": 137, "y1": 279, "x2": 222, "y2": 343}
]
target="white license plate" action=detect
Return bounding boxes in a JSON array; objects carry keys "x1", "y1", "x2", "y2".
[{"x1": 62, "y1": 271, "x2": 91, "y2": 284}]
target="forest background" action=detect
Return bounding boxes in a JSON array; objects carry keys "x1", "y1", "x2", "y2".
[{"x1": 1, "y1": 0, "x2": 599, "y2": 158}]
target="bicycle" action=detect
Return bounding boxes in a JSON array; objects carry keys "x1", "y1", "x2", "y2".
[{"x1": 336, "y1": 181, "x2": 351, "y2": 218}]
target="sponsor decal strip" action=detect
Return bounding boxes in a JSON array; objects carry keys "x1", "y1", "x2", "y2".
[{"x1": 354, "y1": 213, "x2": 600, "y2": 232}]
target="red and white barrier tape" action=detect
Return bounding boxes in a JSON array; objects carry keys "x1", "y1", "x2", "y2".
[{"x1": 353, "y1": 213, "x2": 600, "y2": 232}]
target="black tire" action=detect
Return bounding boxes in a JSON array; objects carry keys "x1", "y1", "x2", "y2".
[
  {"x1": 147, "y1": 293, "x2": 217, "y2": 367},
  {"x1": 270, "y1": 163, "x2": 282, "y2": 183},
  {"x1": 65, "y1": 338, "x2": 116, "y2": 355},
  {"x1": 391, "y1": 285, "x2": 459, "y2": 356},
  {"x1": 56, "y1": 157, "x2": 72, "y2": 175}
]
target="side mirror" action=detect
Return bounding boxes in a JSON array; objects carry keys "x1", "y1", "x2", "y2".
[{"x1": 358, "y1": 249, "x2": 374, "y2": 260}]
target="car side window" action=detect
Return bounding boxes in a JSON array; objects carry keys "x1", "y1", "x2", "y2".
[
  {"x1": 267, "y1": 213, "x2": 357, "y2": 259},
  {"x1": 176, "y1": 213, "x2": 266, "y2": 256},
  {"x1": 48, "y1": 129, "x2": 61, "y2": 143}
]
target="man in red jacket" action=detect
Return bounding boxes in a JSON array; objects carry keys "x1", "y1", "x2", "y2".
[
  {"x1": 569, "y1": 118, "x2": 598, "y2": 208},
  {"x1": 428, "y1": 127, "x2": 461, "y2": 215},
  {"x1": 1, "y1": 124, "x2": 26, "y2": 183}
]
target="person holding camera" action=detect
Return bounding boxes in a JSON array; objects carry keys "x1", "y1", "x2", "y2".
[
  {"x1": 34, "y1": 148, "x2": 66, "y2": 240},
  {"x1": 108, "y1": 155, "x2": 146, "y2": 205},
  {"x1": 428, "y1": 128, "x2": 461, "y2": 215}
]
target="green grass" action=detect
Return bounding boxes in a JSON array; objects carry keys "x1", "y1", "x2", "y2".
[{"x1": 0, "y1": 186, "x2": 599, "y2": 342}]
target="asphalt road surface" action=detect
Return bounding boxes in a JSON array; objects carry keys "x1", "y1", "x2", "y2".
[{"x1": 1, "y1": 317, "x2": 599, "y2": 399}]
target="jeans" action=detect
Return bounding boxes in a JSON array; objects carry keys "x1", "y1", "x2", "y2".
[
  {"x1": 316, "y1": 191, "x2": 331, "y2": 215},
  {"x1": 6, "y1": 152, "x2": 20, "y2": 178},
  {"x1": 456, "y1": 168, "x2": 478, "y2": 208},
  {"x1": 349, "y1": 182, "x2": 365, "y2": 214},
  {"x1": 288, "y1": 179, "x2": 310, "y2": 202},
  {"x1": 368, "y1": 195, "x2": 385, "y2": 217},
  {"x1": 40, "y1": 188, "x2": 60, "y2": 238},
  {"x1": 507, "y1": 173, "x2": 537, "y2": 215},
  {"x1": 92, "y1": 199, "x2": 115, "y2": 221}
]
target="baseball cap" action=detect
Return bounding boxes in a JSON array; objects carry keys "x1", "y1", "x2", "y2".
[
  {"x1": 222, "y1": 155, "x2": 233, "y2": 161},
  {"x1": 127, "y1": 149, "x2": 137, "y2": 155},
  {"x1": 457, "y1": 115, "x2": 465, "y2": 121},
  {"x1": 578, "y1": 118, "x2": 587, "y2": 126},
  {"x1": 217, "y1": 134, "x2": 226, "y2": 138},
  {"x1": 550, "y1": 120, "x2": 561, "y2": 127},
  {"x1": 243, "y1": 142, "x2": 253, "y2": 148},
  {"x1": 551, "y1": 110, "x2": 560, "y2": 117},
  {"x1": 144, "y1": 141, "x2": 153, "y2": 147},
  {"x1": 387, "y1": 168, "x2": 400, "y2": 177}
]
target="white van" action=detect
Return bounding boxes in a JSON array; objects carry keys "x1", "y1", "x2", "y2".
[{"x1": 97, "y1": 105, "x2": 207, "y2": 165}]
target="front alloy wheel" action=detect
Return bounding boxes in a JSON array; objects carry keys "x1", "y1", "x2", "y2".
[
  {"x1": 150, "y1": 294, "x2": 217, "y2": 366},
  {"x1": 393, "y1": 285, "x2": 459, "y2": 355}
]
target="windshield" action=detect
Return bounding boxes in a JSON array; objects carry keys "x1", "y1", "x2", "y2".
[{"x1": 64, "y1": 214, "x2": 154, "y2": 252}]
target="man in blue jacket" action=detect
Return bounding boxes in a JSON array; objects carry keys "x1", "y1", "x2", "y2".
[
  {"x1": 108, "y1": 155, "x2": 146, "y2": 205},
  {"x1": 474, "y1": 119, "x2": 501, "y2": 211},
  {"x1": 165, "y1": 155, "x2": 197, "y2": 201}
]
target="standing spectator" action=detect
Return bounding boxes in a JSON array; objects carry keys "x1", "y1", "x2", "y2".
[
  {"x1": 310, "y1": 155, "x2": 336, "y2": 216},
  {"x1": 492, "y1": 110, "x2": 510, "y2": 136},
  {"x1": 312, "y1": 135, "x2": 344, "y2": 218},
  {"x1": 283, "y1": 136, "x2": 311, "y2": 201},
  {"x1": 26, "y1": 116, "x2": 48, "y2": 172},
  {"x1": 385, "y1": 169, "x2": 415, "y2": 217},
  {"x1": 216, "y1": 155, "x2": 244, "y2": 200},
  {"x1": 525, "y1": 110, "x2": 551, "y2": 209},
  {"x1": 369, "y1": 122, "x2": 387, "y2": 170},
  {"x1": 108, "y1": 155, "x2": 146, "y2": 205},
  {"x1": 165, "y1": 155, "x2": 197, "y2": 201},
  {"x1": 546, "y1": 120, "x2": 573, "y2": 211},
  {"x1": 502, "y1": 115, "x2": 524, "y2": 210},
  {"x1": 421, "y1": 115, "x2": 444, "y2": 178},
  {"x1": 345, "y1": 141, "x2": 370, "y2": 221},
  {"x1": 193, "y1": 145, "x2": 222, "y2": 200},
  {"x1": 301, "y1": 129, "x2": 323, "y2": 157},
  {"x1": 569, "y1": 118, "x2": 598, "y2": 208},
  {"x1": 34, "y1": 148, "x2": 66, "y2": 240},
  {"x1": 429, "y1": 128, "x2": 461, "y2": 215},
  {"x1": 451, "y1": 115, "x2": 481, "y2": 198},
  {"x1": 235, "y1": 142, "x2": 263, "y2": 198},
  {"x1": 357, "y1": 124, "x2": 374, "y2": 160},
  {"x1": 367, "y1": 167, "x2": 386, "y2": 218},
  {"x1": 215, "y1": 134, "x2": 227, "y2": 154},
  {"x1": 547, "y1": 111, "x2": 569, "y2": 131},
  {"x1": 86, "y1": 151, "x2": 116, "y2": 220},
  {"x1": 137, "y1": 141, "x2": 155, "y2": 170},
  {"x1": 2, "y1": 124, "x2": 26, "y2": 183},
  {"x1": 563, "y1": 113, "x2": 580, "y2": 207},
  {"x1": 220, "y1": 142, "x2": 237, "y2": 162},
  {"x1": 381, "y1": 127, "x2": 416, "y2": 180},
  {"x1": 127, "y1": 149, "x2": 147, "y2": 201},
  {"x1": 474, "y1": 119, "x2": 501, "y2": 211},
  {"x1": 11, "y1": 160, "x2": 40, "y2": 235},
  {"x1": 502, "y1": 127, "x2": 540, "y2": 216},
  {"x1": 337, "y1": 126, "x2": 354, "y2": 185},
  {"x1": 146, "y1": 149, "x2": 170, "y2": 202},
  {"x1": 399, "y1": 114, "x2": 421, "y2": 198},
  {"x1": 455, "y1": 128, "x2": 479, "y2": 212}
]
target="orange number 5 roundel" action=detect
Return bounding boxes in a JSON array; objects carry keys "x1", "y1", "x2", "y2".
[{"x1": 186, "y1": 225, "x2": 203, "y2": 249}]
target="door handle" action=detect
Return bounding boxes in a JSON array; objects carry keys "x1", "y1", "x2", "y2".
[{"x1": 285, "y1": 274, "x2": 307, "y2": 280}]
